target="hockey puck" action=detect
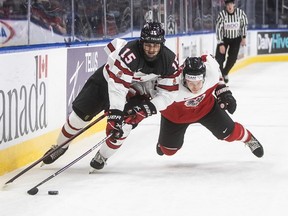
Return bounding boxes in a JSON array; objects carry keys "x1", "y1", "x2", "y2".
[{"x1": 48, "y1": 190, "x2": 59, "y2": 195}]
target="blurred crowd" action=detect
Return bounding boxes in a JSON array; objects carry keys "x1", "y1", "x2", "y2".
[
  {"x1": 0, "y1": 0, "x2": 287, "y2": 43},
  {"x1": 0, "y1": 0, "x2": 134, "y2": 38}
]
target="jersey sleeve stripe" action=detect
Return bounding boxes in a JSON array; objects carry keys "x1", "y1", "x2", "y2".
[
  {"x1": 157, "y1": 84, "x2": 179, "y2": 91},
  {"x1": 105, "y1": 65, "x2": 131, "y2": 89},
  {"x1": 107, "y1": 42, "x2": 116, "y2": 53},
  {"x1": 157, "y1": 70, "x2": 180, "y2": 92},
  {"x1": 161, "y1": 69, "x2": 181, "y2": 79},
  {"x1": 114, "y1": 60, "x2": 133, "y2": 76}
]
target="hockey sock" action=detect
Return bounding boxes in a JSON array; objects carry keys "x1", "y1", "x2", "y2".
[
  {"x1": 100, "y1": 124, "x2": 133, "y2": 159},
  {"x1": 57, "y1": 111, "x2": 88, "y2": 148},
  {"x1": 224, "y1": 122, "x2": 250, "y2": 143}
]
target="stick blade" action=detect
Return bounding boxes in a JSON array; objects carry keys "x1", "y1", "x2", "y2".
[
  {"x1": 27, "y1": 187, "x2": 39, "y2": 195},
  {"x1": 4, "y1": 180, "x2": 13, "y2": 185}
]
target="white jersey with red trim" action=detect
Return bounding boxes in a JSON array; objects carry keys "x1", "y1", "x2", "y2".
[
  {"x1": 161, "y1": 55, "x2": 222, "y2": 123},
  {"x1": 103, "y1": 38, "x2": 180, "y2": 111}
]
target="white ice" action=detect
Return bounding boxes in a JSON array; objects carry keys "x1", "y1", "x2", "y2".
[{"x1": 1, "y1": 61, "x2": 288, "y2": 216}]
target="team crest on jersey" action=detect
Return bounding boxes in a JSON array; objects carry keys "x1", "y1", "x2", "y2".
[{"x1": 184, "y1": 94, "x2": 205, "y2": 107}]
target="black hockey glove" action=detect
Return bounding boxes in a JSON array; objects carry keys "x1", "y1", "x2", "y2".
[
  {"x1": 125, "y1": 101, "x2": 157, "y2": 125},
  {"x1": 215, "y1": 84, "x2": 237, "y2": 114},
  {"x1": 106, "y1": 109, "x2": 125, "y2": 141}
]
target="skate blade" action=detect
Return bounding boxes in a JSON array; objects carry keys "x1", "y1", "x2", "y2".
[{"x1": 89, "y1": 168, "x2": 98, "y2": 174}]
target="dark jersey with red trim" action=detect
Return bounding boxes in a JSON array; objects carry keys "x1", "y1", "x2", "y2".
[{"x1": 103, "y1": 38, "x2": 180, "y2": 111}]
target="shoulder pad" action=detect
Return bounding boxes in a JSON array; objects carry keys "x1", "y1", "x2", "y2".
[{"x1": 104, "y1": 38, "x2": 127, "y2": 55}]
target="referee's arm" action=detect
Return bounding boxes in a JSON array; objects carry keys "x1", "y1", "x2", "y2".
[
  {"x1": 240, "y1": 10, "x2": 248, "y2": 39},
  {"x1": 215, "y1": 13, "x2": 224, "y2": 45}
]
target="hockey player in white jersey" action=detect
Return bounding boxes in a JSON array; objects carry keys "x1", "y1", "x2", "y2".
[
  {"x1": 42, "y1": 22, "x2": 180, "y2": 170},
  {"x1": 156, "y1": 55, "x2": 264, "y2": 158}
]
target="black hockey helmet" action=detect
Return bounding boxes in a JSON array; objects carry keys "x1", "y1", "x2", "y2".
[
  {"x1": 224, "y1": 0, "x2": 234, "y2": 4},
  {"x1": 140, "y1": 22, "x2": 166, "y2": 44},
  {"x1": 183, "y1": 57, "x2": 206, "y2": 81}
]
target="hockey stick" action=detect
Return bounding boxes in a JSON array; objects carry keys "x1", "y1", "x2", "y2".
[
  {"x1": 27, "y1": 133, "x2": 112, "y2": 195},
  {"x1": 5, "y1": 113, "x2": 106, "y2": 185}
]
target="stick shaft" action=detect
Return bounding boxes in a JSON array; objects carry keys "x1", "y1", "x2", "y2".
[
  {"x1": 5, "y1": 114, "x2": 106, "y2": 185},
  {"x1": 28, "y1": 134, "x2": 111, "y2": 191}
]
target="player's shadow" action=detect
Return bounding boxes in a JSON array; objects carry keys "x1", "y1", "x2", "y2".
[{"x1": 115, "y1": 160, "x2": 270, "y2": 179}]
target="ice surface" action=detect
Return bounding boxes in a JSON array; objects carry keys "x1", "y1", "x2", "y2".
[{"x1": 1, "y1": 62, "x2": 288, "y2": 216}]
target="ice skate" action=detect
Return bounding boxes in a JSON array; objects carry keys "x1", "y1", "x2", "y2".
[
  {"x1": 156, "y1": 143, "x2": 164, "y2": 156},
  {"x1": 89, "y1": 151, "x2": 107, "y2": 173},
  {"x1": 42, "y1": 145, "x2": 68, "y2": 164},
  {"x1": 245, "y1": 135, "x2": 264, "y2": 158}
]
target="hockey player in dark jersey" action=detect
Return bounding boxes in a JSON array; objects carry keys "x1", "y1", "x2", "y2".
[
  {"x1": 42, "y1": 22, "x2": 180, "y2": 171},
  {"x1": 156, "y1": 55, "x2": 264, "y2": 158},
  {"x1": 215, "y1": 0, "x2": 248, "y2": 83}
]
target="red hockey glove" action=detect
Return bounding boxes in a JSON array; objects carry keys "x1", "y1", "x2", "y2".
[
  {"x1": 215, "y1": 84, "x2": 237, "y2": 114},
  {"x1": 125, "y1": 101, "x2": 157, "y2": 125},
  {"x1": 106, "y1": 109, "x2": 125, "y2": 141}
]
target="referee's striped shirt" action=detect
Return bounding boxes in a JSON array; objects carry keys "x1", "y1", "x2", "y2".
[{"x1": 215, "y1": 8, "x2": 248, "y2": 44}]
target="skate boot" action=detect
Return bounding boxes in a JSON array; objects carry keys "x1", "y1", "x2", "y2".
[
  {"x1": 42, "y1": 145, "x2": 68, "y2": 164},
  {"x1": 90, "y1": 150, "x2": 107, "y2": 172},
  {"x1": 156, "y1": 143, "x2": 164, "y2": 156},
  {"x1": 245, "y1": 135, "x2": 264, "y2": 158}
]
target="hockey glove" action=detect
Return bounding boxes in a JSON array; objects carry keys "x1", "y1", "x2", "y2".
[
  {"x1": 125, "y1": 101, "x2": 157, "y2": 125},
  {"x1": 106, "y1": 109, "x2": 125, "y2": 141},
  {"x1": 215, "y1": 84, "x2": 237, "y2": 114}
]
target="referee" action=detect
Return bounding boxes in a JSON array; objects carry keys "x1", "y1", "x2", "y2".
[{"x1": 215, "y1": 0, "x2": 248, "y2": 83}]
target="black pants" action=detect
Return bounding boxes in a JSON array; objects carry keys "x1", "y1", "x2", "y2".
[
  {"x1": 72, "y1": 65, "x2": 110, "y2": 121},
  {"x1": 215, "y1": 37, "x2": 242, "y2": 76},
  {"x1": 158, "y1": 101, "x2": 235, "y2": 149}
]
